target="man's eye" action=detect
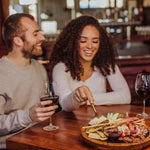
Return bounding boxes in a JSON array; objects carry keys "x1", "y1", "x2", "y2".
[{"x1": 33, "y1": 33, "x2": 38, "y2": 36}]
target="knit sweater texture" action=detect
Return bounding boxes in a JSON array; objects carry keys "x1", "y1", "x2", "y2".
[
  {"x1": 52, "y1": 62, "x2": 131, "y2": 112},
  {"x1": 0, "y1": 56, "x2": 48, "y2": 148}
]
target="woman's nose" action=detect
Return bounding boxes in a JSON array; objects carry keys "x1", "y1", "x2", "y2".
[{"x1": 87, "y1": 40, "x2": 92, "y2": 48}]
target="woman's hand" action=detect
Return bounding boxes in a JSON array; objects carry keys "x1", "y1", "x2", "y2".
[
  {"x1": 29, "y1": 100, "x2": 58, "y2": 122},
  {"x1": 74, "y1": 86, "x2": 94, "y2": 104}
]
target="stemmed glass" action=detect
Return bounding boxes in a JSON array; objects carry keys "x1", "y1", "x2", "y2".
[
  {"x1": 40, "y1": 81, "x2": 59, "y2": 131},
  {"x1": 135, "y1": 72, "x2": 150, "y2": 119}
]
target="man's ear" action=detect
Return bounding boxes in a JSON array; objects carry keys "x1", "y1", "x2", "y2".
[{"x1": 13, "y1": 37, "x2": 23, "y2": 47}]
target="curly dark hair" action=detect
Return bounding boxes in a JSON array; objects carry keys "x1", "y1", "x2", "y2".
[{"x1": 49, "y1": 15, "x2": 117, "y2": 81}]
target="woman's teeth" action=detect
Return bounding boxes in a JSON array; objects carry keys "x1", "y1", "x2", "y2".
[{"x1": 85, "y1": 50, "x2": 92, "y2": 54}]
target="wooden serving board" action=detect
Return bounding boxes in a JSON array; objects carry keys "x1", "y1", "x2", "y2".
[{"x1": 81, "y1": 127, "x2": 150, "y2": 150}]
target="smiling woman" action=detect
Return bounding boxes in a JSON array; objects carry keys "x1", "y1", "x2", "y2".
[
  {"x1": 78, "y1": 25, "x2": 100, "y2": 68},
  {"x1": 77, "y1": 25, "x2": 100, "y2": 82},
  {"x1": 49, "y1": 15, "x2": 131, "y2": 112}
]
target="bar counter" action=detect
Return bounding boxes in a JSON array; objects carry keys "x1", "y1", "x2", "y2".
[{"x1": 6, "y1": 104, "x2": 150, "y2": 150}]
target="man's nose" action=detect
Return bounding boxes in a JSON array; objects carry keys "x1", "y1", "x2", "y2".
[{"x1": 39, "y1": 33, "x2": 45, "y2": 41}]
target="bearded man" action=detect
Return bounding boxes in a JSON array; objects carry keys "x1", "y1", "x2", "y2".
[{"x1": 0, "y1": 13, "x2": 58, "y2": 149}]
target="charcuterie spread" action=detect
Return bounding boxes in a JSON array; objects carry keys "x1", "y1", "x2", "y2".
[{"x1": 82, "y1": 113, "x2": 149, "y2": 143}]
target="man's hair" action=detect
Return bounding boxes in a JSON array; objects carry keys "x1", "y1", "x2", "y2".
[{"x1": 2, "y1": 13, "x2": 34, "y2": 51}]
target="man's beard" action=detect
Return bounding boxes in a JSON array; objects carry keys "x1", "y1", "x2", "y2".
[
  {"x1": 22, "y1": 46, "x2": 34, "y2": 59},
  {"x1": 31, "y1": 45, "x2": 43, "y2": 56},
  {"x1": 22, "y1": 44, "x2": 43, "y2": 59}
]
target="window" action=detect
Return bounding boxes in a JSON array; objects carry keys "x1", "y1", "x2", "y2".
[
  {"x1": 79, "y1": 0, "x2": 123, "y2": 9},
  {"x1": 79, "y1": 0, "x2": 89, "y2": 9},
  {"x1": 89, "y1": 0, "x2": 109, "y2": 8}
]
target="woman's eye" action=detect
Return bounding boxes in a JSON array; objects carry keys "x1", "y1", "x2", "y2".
[
  {"x1": 93, "y1": 41, "x2": 99, "y2": 43},
  {"x1": 80, "y1": 40, "x2": 86, "y2": 43}
]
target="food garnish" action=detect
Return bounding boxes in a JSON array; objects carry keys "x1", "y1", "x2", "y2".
[{"x1": 82, "y1": 113, "x2": 149, "y2": 143}]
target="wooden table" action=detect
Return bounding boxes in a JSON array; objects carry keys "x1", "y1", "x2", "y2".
[{"x1": 6, "y1": 104, "x2": 150, "y2": 150}]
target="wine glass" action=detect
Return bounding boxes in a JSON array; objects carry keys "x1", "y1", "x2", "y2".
[
  {"x1": 40, "y1": 81, "x2": 59, "y2": 131},
  {"x1": 135, "y1": 72, "x2": 150, "y2": 119}
]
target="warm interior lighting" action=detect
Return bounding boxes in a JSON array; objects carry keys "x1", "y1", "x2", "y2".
[
  {"x1": 110, "y1": 0, "x2": 115, "y2": 7},
  {"x1": 66, "y1": 0, "x2": 75, "y2": 9},
  {"x1": 116, "y1": 0, "x2": 123, "y2": 8},
  {"x1": 80, "y1": 0, "x2": 110, "y2": 9},
  {"x1": 89, "y1": 0, "x2": 109, "y2": 8},
  {"x1": 79, "y1": 0, "x2": 88, "y2": 8},
  {"x1": 79, "y1": 0, "x2": 123, "y2": 9},
  {"x1": 19, "y1": 0, "x2": 37, "y2": 5},
  {"x1": 28, "y1": 4, "x2": 37, "y2": 21},
  {"x1": 41, "y1": 21, "x2": 57, "y2": 33},
  {"x1": 143, "y1": 0, "x2": 150, "y2": 7}
]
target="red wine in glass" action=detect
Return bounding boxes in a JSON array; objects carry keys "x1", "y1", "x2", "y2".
[
  {"x1": 135, "y1": 73, "x2": 150, "y2": 119},
  {"x1": 136, "y1": 88, "x2": 150, "y2": 99},
  {"x1": 40, "y1": 95, "x2": 59, "y2": 107},
  {"x1": 40, "y1": 81, "x2": 59, "y2": 131}
]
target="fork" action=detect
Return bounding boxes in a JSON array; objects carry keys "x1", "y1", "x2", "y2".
[{"x1": 91, "y1": 103, "x2": 100, "y2": 118}]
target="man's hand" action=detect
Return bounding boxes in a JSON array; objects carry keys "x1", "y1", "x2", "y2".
[{"x1": 29, "y1": 100, "x2": 58, "y2": 122}]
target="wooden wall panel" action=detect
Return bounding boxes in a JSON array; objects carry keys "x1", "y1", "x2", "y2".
[{"x1": 0, "y1": 0, "x2": 9, "y2": 55}]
